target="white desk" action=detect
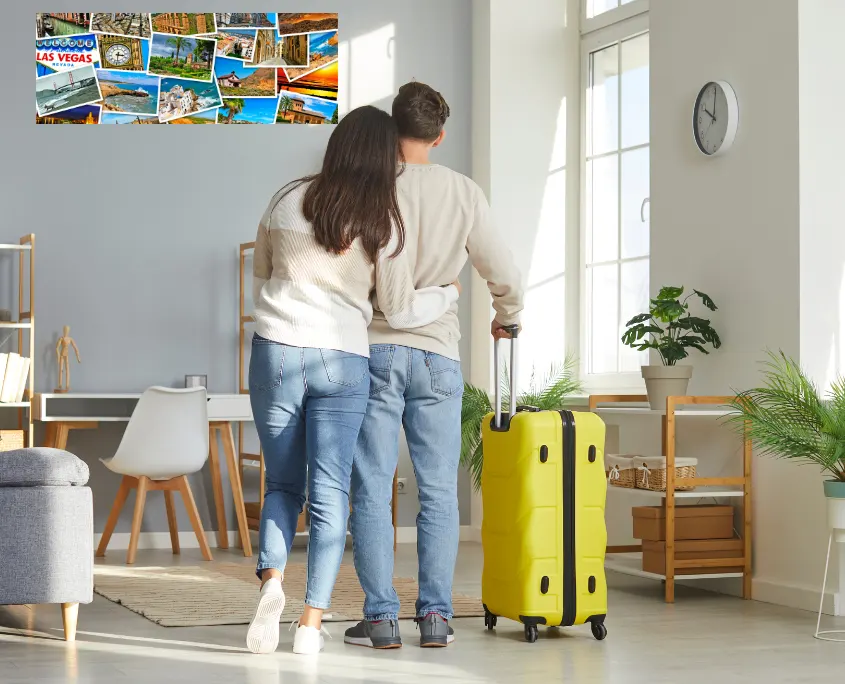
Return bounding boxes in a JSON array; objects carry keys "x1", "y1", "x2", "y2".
[{"x1": 33, "y1": 392, "x2": 255, "y2": 557}]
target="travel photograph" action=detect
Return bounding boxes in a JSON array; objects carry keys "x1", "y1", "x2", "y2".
[
  {"x1": 218, "y1": 97, "x2": 278, "y2": 125},
  {"x1": 36, "y1": 34, "x2": 100, "y2": 76},
  {"x1": 90, "y1": 13, "x2": 152, "y2": 38},
  {"x1": 215, "y1": 13, "x2": 276, "y2": 29},
  {"x1": 96, "y1": 35, "x2": 150, "y2": 72},
  {"x1": 248, "y1": 30, "x2": 307, "y2": 67},
  {"x1": 211, "y1": 30, "x2": 256, "y2": 61},
  {"x1": 276, "y1": 13, "x2": 338, "y2": 36},
  {"x1": 284, "y1": 31, "x2": 338, "y2": 80},
  {"x1": 167, "y1": 109, "x2": 218, "y2": 124},
  {"x1": 36, "y1": 13, "x2": 92, "y2": 39},
  {"x1": 97, "y1": 70, "x2": 160, "y2": 115},
  {"x1": 149, "y1": 35, "x2": 216, "y2": 82},
  {"x1": 150, "y1": 13, "x2": 216, "y2": 36},
  {"x1": 35, "y1": 103, "x2": 100, "y2": 124},
  {"x1": 35, "y1": 64, "x2": 102, "y2": 116},
  {"x1": 158, "y1": 76, "x2": 222, "y2": 122},
  {"x1": 277, "y1": 61, "x2": 337, "y2": 101},
  {"x1": 215, "y1": 58, "x2": 277, "y2": 97},
  {"x1": 275, "y1": 92, "x2": 337, "y2": 124},
  {"x1": 100, "y1": 112, "x2": 163, "y2": 124}
]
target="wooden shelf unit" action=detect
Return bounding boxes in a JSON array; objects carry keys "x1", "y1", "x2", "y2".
[
  {"x1": 589, "y1": 394, "x2": 752, "y2": 603},
  {"x1": 0, "y1": 235, "x2": 35, "y2": 446}
]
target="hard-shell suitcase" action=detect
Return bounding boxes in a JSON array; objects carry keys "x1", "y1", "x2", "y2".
[{"x1": 480, "y1": 330, "x2": 608, "y2": 643}]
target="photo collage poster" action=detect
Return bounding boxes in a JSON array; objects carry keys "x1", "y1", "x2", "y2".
[{"x1": 35, "y1": 13, "x2": 339, "y2": 125}]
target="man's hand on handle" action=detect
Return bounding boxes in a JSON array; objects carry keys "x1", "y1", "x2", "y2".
[{"x1": 491, "y1": 320, "x2": 519, "y2": 340}]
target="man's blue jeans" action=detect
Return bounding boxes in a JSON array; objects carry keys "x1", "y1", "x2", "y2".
[
  {"x1": 249, "y1": 334, "x2": 370, "y2": 610},
  {"x1": 351, "y1": 344, "x2": 463, "y2": 620}
]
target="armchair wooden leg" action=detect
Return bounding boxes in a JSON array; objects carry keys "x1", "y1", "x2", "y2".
[
  {"x1": 61, "y1": 602, "x2": 79, "y2": 642},
  {"x1": 96, "y1": 476, "x2": 133, "y2": 558},
  {"x1": 127, "y1": 476, "x2": 149, "y2": 565},
  {"x1": 179, "y1": 476, "x2": 213, "y2": 561},
  {"x1": 164, "y1": 490, "x2": 180, "y2": 555}
]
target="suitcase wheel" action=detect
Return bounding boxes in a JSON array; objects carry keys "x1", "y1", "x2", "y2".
[
  {"x1": 590, "y1": 621, "x2": 608, "y2": 641},
  {"x1": 524, "y1": 624, "x2": 538, "y2": 643},
  {"x1": 484, "y1": 610, "x2": 497, "y2": 631}
]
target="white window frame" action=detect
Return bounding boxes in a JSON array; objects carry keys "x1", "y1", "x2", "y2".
[{"x1": 576, "y1": 2, "x2": 649, "y2": 391}]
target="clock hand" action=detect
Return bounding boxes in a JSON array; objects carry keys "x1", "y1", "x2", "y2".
[
  {"x1": 712, "y1": 87, "x2": 718, "y2": 122},
  {"x1": 703, "y1": 107, "x2": 716, "y2": 122}
]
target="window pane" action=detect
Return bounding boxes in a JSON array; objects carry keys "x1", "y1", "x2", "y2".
[
  {"x1": 519, "y1": 276, "x2": 566, "y2": 392},
  {"x1": 621, "y1": 148, "x2": 649, "y2": 259},
  {"x1": 589, "y1": 45, "x2": 619, "y2": 156},
  {"x1": 589, "y1": 264, "x2": 619, "y2": 374},
  {"x1": 587, "y1": 0, "x2": 620, "y2": 18},
  {"x1": 621, "y1": 33, "x2": 649, "y2": 148},
  {"x1": 620, "y1": 259, "x2": 649, "y2": 372},
  {"x1": 587, "y1": 156, "x2": 619, "y2": 264}
]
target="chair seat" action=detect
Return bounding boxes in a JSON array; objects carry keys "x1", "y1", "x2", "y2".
[
  {"x1": 0, "y1": 448, "x2": 89, "y2": 487},
  {"x1": 100, "y1": 456, "x2": 196, "y2": 481}
]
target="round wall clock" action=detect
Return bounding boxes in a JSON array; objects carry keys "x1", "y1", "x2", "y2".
[
  {"x1": 105, "y1": 43, "x2": 132, "y2": 67},
  {"x1": 693, "y1": 81, "x2": 738, "y2": 157}
]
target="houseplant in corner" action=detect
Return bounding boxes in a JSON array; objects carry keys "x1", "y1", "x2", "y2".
[
  {"x1": 727, "y1": 351, "x2": 845, "y2": 527},
  {"x1": 621, "y1": 286, "x2": 721, "y2": 409},
  {"x1": 461, "y1": 359, "x2": 581, "y2": 491}
]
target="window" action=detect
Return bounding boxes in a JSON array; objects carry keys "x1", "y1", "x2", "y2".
[
  {"x1": 581, "y1": 7, "x2": 649, "y2": 384},
  {"x1": 586, "y1": 0, "x2": 639, "y2": 19}
]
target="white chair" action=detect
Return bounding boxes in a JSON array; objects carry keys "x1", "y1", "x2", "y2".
[{"x1": 96, "y1": 387, "x2": 212, "y2": 564}]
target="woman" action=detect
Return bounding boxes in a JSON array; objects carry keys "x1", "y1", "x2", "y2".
[{"x1": 246, "y1": 105, "x2": 459, "y2": 656}]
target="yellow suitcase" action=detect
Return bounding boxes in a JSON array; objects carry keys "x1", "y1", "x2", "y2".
[{"x1": 480, "y1": 334, "x2": 608, "y2": 643}]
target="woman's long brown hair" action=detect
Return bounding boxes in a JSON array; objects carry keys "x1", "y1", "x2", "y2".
[{"x1": 283, "y1": 105, "x2": 405, "y2": 262}]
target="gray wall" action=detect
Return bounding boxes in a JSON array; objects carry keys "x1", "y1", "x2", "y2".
[{"x1": 0, "y1": 0, "x2": 473, "y2": 537}]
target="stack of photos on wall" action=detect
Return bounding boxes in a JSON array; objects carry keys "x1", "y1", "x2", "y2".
[{"x1": 35, "y1": 13, "x2": 339, "y2": 124}]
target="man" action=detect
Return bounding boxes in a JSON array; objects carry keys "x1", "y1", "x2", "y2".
[{"x1": 344, "y1": 82, "x2": 524, "y2": 650}]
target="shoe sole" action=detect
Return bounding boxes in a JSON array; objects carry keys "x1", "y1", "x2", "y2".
[
  {"x1": 246, "y1": 590, "x2": 285, "y2": 655},
  {"x1": 344, "y1": 636, "x2": 403, "y2": 650},
  {"x1": 420, "y1": 635, "x2": 455, "y2": 648}
]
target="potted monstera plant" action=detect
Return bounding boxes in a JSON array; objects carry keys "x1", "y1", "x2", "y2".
[
  {"x1": 728, "y1": 352, "x2": 845, "y2": 521},
  {"x1": 622, "y1": 286, "x2": 722, "y2": 409},
  {"x1": 461, "y1": 359, "x2": 581, "y2": 491}
]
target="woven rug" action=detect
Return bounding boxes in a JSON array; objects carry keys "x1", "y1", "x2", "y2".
[{"x1": 94, "y1": 563, "x2": 484, "y2": 627}]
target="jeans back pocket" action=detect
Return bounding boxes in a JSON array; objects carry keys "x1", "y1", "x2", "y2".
[
  {"x1": 320, "y1": 349, "x2": 369, "y2": 387},
  {"x1": 249, "y1": 336, "x2": 285, "y2": 392},
  {"x1": 368, "y1": 345, "x2": 395, "y2": 396},
  {"x1": 426, "y1": 352, "x2": 463, "y2": 397}
]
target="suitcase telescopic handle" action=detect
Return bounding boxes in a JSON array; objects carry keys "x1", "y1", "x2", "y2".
[{"x1": 493, "y1": 325, "x2": 520, "y2": 428}]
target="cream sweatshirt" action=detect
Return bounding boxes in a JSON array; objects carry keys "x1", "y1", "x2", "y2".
[
  {"x1": 252, "y1": 181, "x2": 458, "y2": 357},
  {"x1": 368, "y1": 163, "x2": 524, "y2": 360}
]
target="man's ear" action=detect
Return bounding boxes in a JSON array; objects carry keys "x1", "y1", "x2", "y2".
[{"x1": 431, "y1": 129, "x2": 447, "y2": 148}]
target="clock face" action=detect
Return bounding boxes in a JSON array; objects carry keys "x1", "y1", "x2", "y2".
[
  {"x1": 106, "y1": 44, "x2": 132, "y2": 67},
  {"x1": 693, "y1": 81, "x2": 738, "y2": 156}
]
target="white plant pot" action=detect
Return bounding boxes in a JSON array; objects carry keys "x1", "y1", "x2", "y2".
[{"x1": 641, "y1": 365, "x2": 693, "y2": 411}]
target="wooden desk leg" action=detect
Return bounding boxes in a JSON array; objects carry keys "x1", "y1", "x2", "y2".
[
  {"x1": 219, "y1": 421, "x2": 253, "y2": 557},
  {"x1": 55, "y1": 423, "x2": 70, "y2": 451},
  {"x1": 44, "y1": 423, "x2": 57, "y2": 449},
  {"x1": 207, "y1": 425, "x2": 229, "y2": 550}
]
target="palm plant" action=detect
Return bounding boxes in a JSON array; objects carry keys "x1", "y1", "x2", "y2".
[
  {"x1": 222, "y1": 98, "x2": 244, "y2": 123},
  {"x1": 278, "y1": 95, "x2": 293, "y2": 119},
  {"x1": 166, "y1": 36, "x2": 187, "y2": 63},
  {"x1": 727, "y1": 351, "x2": 845, "y2": 482},
  {"x1": 461, "y1": 357, "x2": 582, "y2": 491}
]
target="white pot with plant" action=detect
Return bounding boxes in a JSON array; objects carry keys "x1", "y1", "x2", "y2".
[{"x1": 621, "y1": 286, "x2": 722, "y2": 410}]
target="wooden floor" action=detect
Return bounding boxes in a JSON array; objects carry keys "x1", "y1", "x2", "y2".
[{"x1": 0, "y1": 542, "x2": 842, "y2": 683}]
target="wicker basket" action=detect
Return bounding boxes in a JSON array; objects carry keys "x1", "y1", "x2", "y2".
[
  {"x1": 635, "y1": 456, "x2": 698, "y2": 492},
  {"x1": 0, "y1": 430, "x2": 25, "y2": 452},
  {"x1": 606, "y1": 454, "x2": 638, "y2": 489}
]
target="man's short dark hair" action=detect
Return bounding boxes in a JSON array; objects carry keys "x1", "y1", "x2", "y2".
[{"x1": 392, "y1": 81, "x2": 450, "y2": 142}]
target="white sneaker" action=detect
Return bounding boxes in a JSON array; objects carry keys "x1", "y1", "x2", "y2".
[
  {"x1": 292, "y1": 623, "x2": 330, "y2": 655},
  {"x1": 246, "y1": 578, "x2": 285, "y2": 654}
]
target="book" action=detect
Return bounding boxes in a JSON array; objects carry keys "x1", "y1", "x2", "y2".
[
  {"x1": 15, "y1": 356, "x2": 31, "y2": 403},
  {"x1": 0, "y1": 353, "x2": 23, "y2": 403},
  {"x1": 0, "y1": 354, "x2": 7, "y2": 393}
]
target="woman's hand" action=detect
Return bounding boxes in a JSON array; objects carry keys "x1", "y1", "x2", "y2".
[{"x1": 451, "y1": 279, "x2": 462, "y2": 296}]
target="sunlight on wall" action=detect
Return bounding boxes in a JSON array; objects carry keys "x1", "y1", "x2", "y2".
[
  {"x1": 346, "y1": 24, "x2": 396, "y2": 110},
  {"x1": 823, "y1": 267, "x2": 845, "y2": 390},
  {"x1": 549, "y1": 95, "x2": 567, "y2": 172}
]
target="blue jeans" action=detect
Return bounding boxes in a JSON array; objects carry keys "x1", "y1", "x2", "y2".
[
  {"x1": 351, "y1": 345, "x2": 463, "y2": 620},
  {"x1": 249, "y1": 334, "x2": 370, "y2": 610}
]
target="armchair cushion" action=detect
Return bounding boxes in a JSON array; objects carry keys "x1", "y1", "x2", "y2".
[{"x1": 0, "y1": 448, "x2": 89, "y2": 487}]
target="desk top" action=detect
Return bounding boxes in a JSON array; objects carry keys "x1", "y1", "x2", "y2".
[{"x1": 32, "y1": 393, "x2": 253, "y2": 423}]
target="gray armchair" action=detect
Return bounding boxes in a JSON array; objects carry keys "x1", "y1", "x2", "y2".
[{"x1": 0, "y1": 448, "x2": 93, "y2": 641}]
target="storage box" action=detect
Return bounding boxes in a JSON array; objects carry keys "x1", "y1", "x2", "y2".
[
  {"x1": 632, "y1": 505, "x2": 734, "y2": 541},
  {"x1": 0, "y1": 430, "x2": 24, "y2": 452},
  {"x1": 642, "y1": 538, "x2": 744, "y2": 575},
  {"x1": 634, "y1": 455, "x2": 697, "y2": 491},
  {"x1": 606, "y1": 454, "x2": 638, "y2": 488}
]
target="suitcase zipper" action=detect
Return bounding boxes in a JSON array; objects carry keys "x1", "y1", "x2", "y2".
[{"x1": 558, "y1": 410, "x2": 577, "y2": 627}]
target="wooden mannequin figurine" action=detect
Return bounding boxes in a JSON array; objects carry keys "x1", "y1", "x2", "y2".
[{"x1": 55, "y1": 326, "x2": 81, "y2": 393}]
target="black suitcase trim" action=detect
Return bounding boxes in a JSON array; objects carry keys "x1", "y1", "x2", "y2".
[{"x1": 559, "y1": 410, "x2": 577, "y2": 628}]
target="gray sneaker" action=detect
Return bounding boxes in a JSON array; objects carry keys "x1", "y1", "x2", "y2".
[
  {"x1": 343, "y1": 620, "x2": 402, "y2": 649},
  {"x1": 417, "y1": 614, "x2": 455, "y2": 648}
]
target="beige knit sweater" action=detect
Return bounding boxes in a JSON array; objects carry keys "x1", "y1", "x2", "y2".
[
  {"x1": 252, "y1": 181, "x2": 458, "y2": 357},
  {"x1": 368, "y1": 163, "x2": 524, "y2": 360}
]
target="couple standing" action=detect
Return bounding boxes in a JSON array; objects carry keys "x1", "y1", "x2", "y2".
[{"x1": 246, "y1": 82, "x2": 524, "y2": 655}]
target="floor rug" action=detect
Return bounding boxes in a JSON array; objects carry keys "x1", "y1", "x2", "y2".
[{"x1": 93, "y1": 563, "x2": 484, "y2": 627}]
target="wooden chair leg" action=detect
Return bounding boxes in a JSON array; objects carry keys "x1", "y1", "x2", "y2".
[
  {"x1": 126, "y1": 476, "x2": 149, "y2": 565},
  {"x1": 96, "y1": 476, "x2": 133, "y2": 558},
  {"x1": 61, "y1": 602, "x2": 79, "y2": 642},
  {"x1": 179, "y1": 476, "x2": 212, "y2": 561},
  {"x1": 164, "y1": 489, "x2": 180, "y2": 555}
]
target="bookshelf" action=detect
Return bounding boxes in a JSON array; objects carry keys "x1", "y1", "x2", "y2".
[{"x1": 0, "y1": 235, "x2": 35, "y2": 446}]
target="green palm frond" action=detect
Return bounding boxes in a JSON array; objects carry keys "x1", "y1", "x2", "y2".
[
  {"x1": 726, "y1": 350, "x2": 845, "y2": 482},
  {"x1": 460, "y1": 355, "x2": 582, "y2": 492}
]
